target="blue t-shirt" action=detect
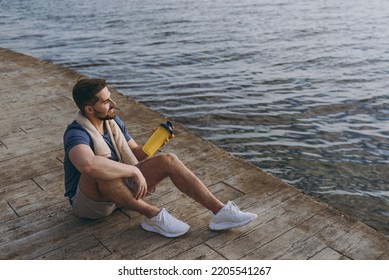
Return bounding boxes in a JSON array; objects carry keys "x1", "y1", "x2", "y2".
[{"x1": 63, "y1": 116, "x2": 132, "y2": 199}]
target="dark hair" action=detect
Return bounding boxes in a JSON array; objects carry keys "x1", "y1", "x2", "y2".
[{"x1": 72, "y1": 78, "x2": 107, "y2": 114}]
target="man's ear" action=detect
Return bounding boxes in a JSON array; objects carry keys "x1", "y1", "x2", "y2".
[{"x1": 84, "y1": 105, "x2": 94, "y2": 115}]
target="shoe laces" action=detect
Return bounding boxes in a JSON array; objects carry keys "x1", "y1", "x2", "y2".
[
  {"x1": 225, "y1": 201, "x2": 240, "y2": 214},
  {"x1": 157, "y1": 209, "x2": 175, "y2": 225}
]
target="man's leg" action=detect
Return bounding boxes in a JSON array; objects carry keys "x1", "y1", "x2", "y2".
[
  {"x1": 76, "y1": 153, "x2": 256, "y2": 235},
  {"x1": 138, "y1": 153, "x2": 225, "y2": 214},
  {"x1": 78, "y1": 172, "x2": 190, "y2": 237},
  {"x1": 78, "y1": 173, "x2": 160, "y2": 218},
  {"x1": 138, "y1": 153, "x2": 257, "y2": 231},
  {"x1": 77, "y1": 153, "x2": 223, "y2": 216}
]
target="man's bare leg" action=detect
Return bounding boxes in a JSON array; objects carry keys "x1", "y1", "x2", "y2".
[
  {"x1": 78, "y1": 152, "x2": 256, "y2": 235},
  {"x1": 138, "y1": 153, "x2": 257, "y2": 231},
  {"x1": 78, "y1": 174, "x2": 160, "y2": 218},
  {"x1": 79, "y1": 153, "x2": 224, "y2": 216},
  {"x1": 138, "y1": 153, "x2": 225, "y2": 214},
  {"x1": 78, "y1": 162, "x2": 193, "y2": 237}
]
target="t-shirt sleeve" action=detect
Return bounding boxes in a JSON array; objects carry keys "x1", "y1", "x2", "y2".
[{"x1": 64, "y1": 128, "x2": 91, "y2": 155}]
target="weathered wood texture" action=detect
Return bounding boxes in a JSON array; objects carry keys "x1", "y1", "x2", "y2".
[{"x1": 0, "y1": 48, "x2": 388, "y2": 260}]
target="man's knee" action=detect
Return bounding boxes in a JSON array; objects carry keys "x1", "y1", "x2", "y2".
[
  {"x1": 165, "y1": 152, "x2": 179, "y2": 161},
  {"x1": 160, "y1": 152, "x2": 181, "y2": 166},
  {"x1": 79, "y1": 173, "x2": 124, "y2": 201}
]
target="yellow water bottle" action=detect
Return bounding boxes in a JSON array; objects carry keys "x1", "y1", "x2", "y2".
[{"x1": 142, "y1": 121, "x2": 174, "y2": 156}]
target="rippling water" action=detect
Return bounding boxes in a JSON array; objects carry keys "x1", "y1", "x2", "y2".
[{"x1": 1, "y1": 0, "x2": 388, "y2": 235}]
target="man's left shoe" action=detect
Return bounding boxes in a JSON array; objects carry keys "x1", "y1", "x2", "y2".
[{"x1": 209, "y1": 201, "x2": 257, "y2": 230}]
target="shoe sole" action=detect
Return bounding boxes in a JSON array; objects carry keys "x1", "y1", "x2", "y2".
[
  {"x1": 141, "y1": 221, "x2": 190, "y2": 238},
  {"x1": 209, "y1": 215, "x2": 257, "y2": 231}
]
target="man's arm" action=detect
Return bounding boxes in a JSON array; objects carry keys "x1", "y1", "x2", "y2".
[
  {"x1": 128, "y1": 138, "x2": 149, "y2": 162},
  {"x1": 69, "y1": 144, "x2": 142, "y2": 180}
]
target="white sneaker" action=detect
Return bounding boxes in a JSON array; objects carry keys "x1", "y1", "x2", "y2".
[
  {"x1": 209, "y1": 201, "x2": 257, "y2": 230},
  {"x1": 141, "y1": 208, "x2": 190, "y2": 238}
]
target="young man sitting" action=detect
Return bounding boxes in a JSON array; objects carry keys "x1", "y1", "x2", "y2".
[{"x1": 63, "y1": 78, "x2": 257, "y2": 238}]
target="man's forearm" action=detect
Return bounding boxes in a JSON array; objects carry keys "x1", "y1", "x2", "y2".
[
  {"x1": 86, "y1": 155, "x2": 141, "y2": 180},
  {"x1": 133, "y1": 146, "x2": 149, "y2": 162}
]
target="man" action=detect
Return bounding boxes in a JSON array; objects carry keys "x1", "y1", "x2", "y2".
[{"x1": 63, "y1": 78, "x2": 257, "y2": 238}]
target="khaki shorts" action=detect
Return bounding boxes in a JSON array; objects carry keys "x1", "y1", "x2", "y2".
[{"x1": 71, "y1": 186, "x2": 117, "y2": 219}]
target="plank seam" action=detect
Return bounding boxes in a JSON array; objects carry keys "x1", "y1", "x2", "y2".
[
  {"x1": 7, "y1": 201, "x2": 20, "y2": 218},
  {"x1": 31, "y1": 178, "x2": 44, "y2": 191},
  {"x1": 92, "y1": 234, "x2": 113, "y2": 256},
  {"x1": 0, "y1": 139, "x2": 8, "y2": 149}
]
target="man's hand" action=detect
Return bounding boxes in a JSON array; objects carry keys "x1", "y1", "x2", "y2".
[
  {"x1": 151, "y1": 126, "x2": 174, "y2": 148},
  {"x1": 132, "y1": 168, "x2": 148, "y2": 199}
]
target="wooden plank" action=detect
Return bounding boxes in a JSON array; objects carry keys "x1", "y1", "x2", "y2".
[
  {"x1": 32, "y1": 168, "x2": 64, "y2": 191},
  {"x1": 199, "y1": 158, "x2": 252, "y2": 187},
  {"x1": 92, "y1": 210, "x2": 143, "y2": 242},
  {"x1": 309, "y1": 247, "x2": 351, "y2": 260},
  {"x1": 378, "y1": 251, "x2": 389, "y2": 260},
  {"x1": 205, "y1": 194, "x2": 326, "y2": 259},
  {"x1": 103, "y1": 206, "x2": 224, "y2": 260},
  {"x1": 208, "y1": 182, "x2": 245, "y2": 203},
  {"x1": 101, "y1": 224, "x2": 171, "y2": 260},
  {"x1": 1, "y1": 127, "x2": 64, "y2": 161},
  {"x1": 0, "y1": 210, "x2": 130, "y2": 259},
  {"x1": 0, "y1": 120, "x2": 26, "y2": 137},
  {"x1": 0, "y1": 179, "x2": 42, "y2": 201},
  {"x1": 173, "y1": 244, "x2": 226, "y2": 260},
  {"x1": 181, "y1": 149, "x2": 224, "y2": 170},
  {"x1": 0, "y1": 202, "x2": 74, "y2": 245},
  {"x1": 243, "y1": 208, "x2": 357, "y2": 259},
  {"x1": 0, "y1": 149, "x2": 63, "y2": 186},
  {"x1": 201, "y1": 184, "x2": 301, "y2": 254},
  {"x1": 185, "y1": 154, "x2": 252, "y2": 187},
  {"x1": 0, "y1": 97, "x2": 69, "y2": 127},
  {"x1": 4, "y1": 169, "x2": 65, "y2": 217},
  {"x1": 330, "y1": 223, "x2": 389, "y2": 259},
  {"x1": 223, "y1": 166, "x2": 279, "y2": 194},
  {"x1": 0, "y1": 140, "x2": 7, "y2": 150},
  {"x1": 8, "y1": 187, "x2": 65, "y2": 217},
  {"x1": 34, "y1": 235, "x2": 112, "y2": 260},
  {"x1": 0, "y1": 200, "x2": 17, "y2": 223},
  {"x1": 17, "y1": 106, "x2": 75, "y2": 135}
]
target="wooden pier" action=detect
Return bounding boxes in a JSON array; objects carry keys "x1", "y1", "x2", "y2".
[{"x1": 0, "y1": 48, "x2": 388, "y2": 260}]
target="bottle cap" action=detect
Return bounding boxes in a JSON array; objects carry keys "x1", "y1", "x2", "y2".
[{"x1": 160, "y1": 121, "x2": 174, "y2": 135}]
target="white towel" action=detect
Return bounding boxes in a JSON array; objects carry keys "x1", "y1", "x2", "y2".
[{"x1": 75, "y1": 111, "x2": 138, "y2": 165}]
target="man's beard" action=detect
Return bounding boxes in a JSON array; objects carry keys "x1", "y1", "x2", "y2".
[{"x1": 94, "y1": 108, "x2": 116, "y2": 121}]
